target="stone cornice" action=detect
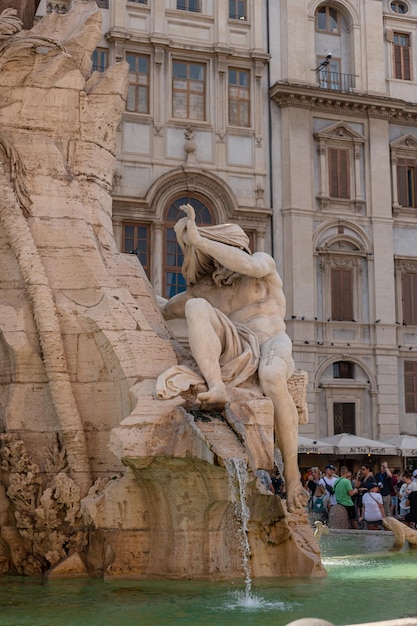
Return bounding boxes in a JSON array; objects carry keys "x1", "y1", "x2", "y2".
[
  {"x1": 270, "y1": 81, "x2": 417, "y2": 125},
  {"x1": 105, "y1": 27, "x2": 269, "y2": 62}
]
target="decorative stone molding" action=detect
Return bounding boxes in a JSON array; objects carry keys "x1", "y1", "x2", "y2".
[{"x1": 270, "y1": 81, "x2": 417, "y2": 125}]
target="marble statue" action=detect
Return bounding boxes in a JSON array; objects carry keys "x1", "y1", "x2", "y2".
[{"x1": 157, "y1": 204, "x2": 307, "y2": 512}]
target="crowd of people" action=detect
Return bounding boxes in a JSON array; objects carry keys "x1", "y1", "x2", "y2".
[
  {"x1": 303, "y1": 462, "x2": 417, "y2": 530},
  {"x1": 256, "y1": 461, "x2": 417, "y2": 531}
]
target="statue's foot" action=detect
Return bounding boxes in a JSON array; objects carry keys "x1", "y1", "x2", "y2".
[
  {"x1": 196, "y1": 384, "x2": 229, "y2": 409},
  {"x1": 286, "y1": 481, "x2": 309, "y2": 513}
]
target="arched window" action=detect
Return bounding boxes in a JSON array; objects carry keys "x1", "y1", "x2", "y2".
[{"x1": 164, "y1": 195, "x2": 214, "y2": 297}]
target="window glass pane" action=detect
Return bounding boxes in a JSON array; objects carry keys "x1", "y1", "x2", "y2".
[
  {"x1": 190, "y1": 64, "x2": 204, "y2": 81},
  {"x1": 229, "y1": 69, "x2": 237, "y2": 85},
  {"x1": 173, "y1": 62, "x2": 187, "y2": 78},
  {"x1": 190, "y1": 94, "x2": 204, "y2": 119},
  {"x1": 173, "y1": 93, "x2": 187, "y2": 118},
  {"x1": 317, "y1": 7, "x2": 326, "y2": 30},
  {"x1": 138, "y1": 57, "x2": 149, "y2": 73},
  {"x1": 329, "y1": 8, "x2": 338, "y2": 32}
]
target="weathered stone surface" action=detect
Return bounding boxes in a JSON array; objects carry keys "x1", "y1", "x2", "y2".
[
  {"x1": 48, "y1": 552, "x2": 88, "y2": 579},
  {"x1": 328, "y1": 504, "x2": 349, "y2": 530}
]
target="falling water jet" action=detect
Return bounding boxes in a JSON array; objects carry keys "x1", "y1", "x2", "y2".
[{"x1": 225, "y1": 458, "x2": 252, "y2": 600}]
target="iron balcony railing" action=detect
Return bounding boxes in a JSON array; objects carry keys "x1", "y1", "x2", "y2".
[{"x1": 317, "y1": 70, "x2": 357, "y2": 92}]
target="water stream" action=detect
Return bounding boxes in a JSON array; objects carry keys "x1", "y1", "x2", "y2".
[{"x1": 224, "y1": 458, "x2": 252, "y2": 600}]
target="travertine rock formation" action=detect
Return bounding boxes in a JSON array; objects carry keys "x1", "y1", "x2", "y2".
[{"x1": 0, "y1": 1, "x2": 324, "y2": 579}]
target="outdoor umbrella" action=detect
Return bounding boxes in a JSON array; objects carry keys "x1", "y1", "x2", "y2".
[
  {"x1": 298, "y1": 435, "x2": 335, "y2": 454},
  {"x1": 318, "y1": 433, "x2": 396, "y2": 455},
  {"x1": 382, "y1": 435, "x2": 417, "y2": 457}
]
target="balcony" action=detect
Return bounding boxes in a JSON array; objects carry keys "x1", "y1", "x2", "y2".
[{"x1": 317, "y1": 70, "x2": 357, "y2": 92}]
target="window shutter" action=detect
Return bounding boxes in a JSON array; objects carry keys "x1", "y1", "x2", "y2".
[
  {"x1": 404, "y1": 361, "x2": 417, "y2": 413},
  {"x1": 339, "y1": 149, "x2": 350, "y2": 199},
  {"x1": 402, "y1": 273, "x2": 417, "y2": 325},
  {"x1": 403, "y1": 45, "x2": 411, "y2": 80},
  {"x1": 331, "y1": 267, "x2": 353, "y2": 320},
  {"x1": 394, "y1": 44, "x2": 403, "y2": 79},
  {"x1": 397, "y1": 159, "x2": 408, "y2": 206},
  {"x1": 329, "y1": 148, "x2": 339, "y2": 197},
  {"x1": 328, "y1": 147, "x2": 350, "y2": 199}
]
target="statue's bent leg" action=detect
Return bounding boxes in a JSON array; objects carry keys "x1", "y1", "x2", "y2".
[
  {"x1": 185, "y1": 298, "x2": 228, "y2": 407},
  {"x1": 258, "y1": 338, "x2": 307, "y2": 512}
]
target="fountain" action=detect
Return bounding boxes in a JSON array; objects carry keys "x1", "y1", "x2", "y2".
[
  {"x1": 1, "y1": 6, "x2": 417, "y2": 626},
  {"x1": 0, "y1": 0, "x2": 322, "y2": 581}
]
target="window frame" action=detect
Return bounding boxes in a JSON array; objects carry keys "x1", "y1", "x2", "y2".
[
  {"x1": 404, "y1": 361, "x2": 417, "y2": 413},
  {"x1": 229, "y1": 0, "x2": 247, "y2": 21},
  {"x1": 228, "y1": 67, "x2": 251, "y2": 128},
  {"x1": 328, "y1": 146, "x2": 351, "y2": 200},
  {"x1": 333, "y1": 401, "x2": 356, "y2": 434},
  {"x1": 176, "y1": 0, "x2": 201, "y2": 12},
  {"x1": 122, "y1": 222, "x2": 151, "y2": 278},
  {"x1": 315, "y1": 5, "x2": 340, "y2": 35},
  {"x1": 402, "y1": 271, "x2": 417, "y2": 325},
  {"x1": 333, "y1": 361, "x2": 355, "y2": 379},
  {"x1": 390, "y1": 1, "x2": 409, "y2": 14},
  {"x1": 172, "y1": 60, "x2": 206, "y2": 121},
  {"x1": 314, "y1": 122, "x2": 365, "y2": 214},
  {"x1": 126, "y1": 52, "x2": 150, "y2": 115},
  {"x1": 92, "y1": 47, "x2": 109, "y2": 73},
  {"x1": 392, "y1": 32, "x2": 412, "y2": 81},
  {"x1": 397, "y1": 157, "x2": 417, "y2": 208},
  {"x1": 317, "y1": 237, "x2": 366, "y2": 325},
  {"x1": 390, "y1": 134, "x2": 417, "y2": 216}
]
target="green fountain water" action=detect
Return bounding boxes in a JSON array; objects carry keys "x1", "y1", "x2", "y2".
[{"x1": 0, "y1": 532, "x2": 416, "y2": 626}]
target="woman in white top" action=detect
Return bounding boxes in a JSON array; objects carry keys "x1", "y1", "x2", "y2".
[
  {"x1": 399, "y1": 471, "x2": 417, "y2": 518},
  {"x1": 359, "y1": 483, "x2": 385, "y2": 530}
]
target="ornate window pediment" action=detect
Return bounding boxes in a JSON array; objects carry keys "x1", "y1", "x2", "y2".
[
  {"x1": 314, "y1": 123, "x2": 365, "y2": 213},
  {"x1": 390, "y1": 133, "x2": 417, "y2": 215},
  {"x1": 315, "y1": 122, "x2": 365, "y2": 144}
]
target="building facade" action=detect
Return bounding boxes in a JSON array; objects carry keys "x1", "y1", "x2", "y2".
[
  {"x1": 270, "y1": 0, "x2": 417, "y2": 444},
  {"x1": 36, "y1": 0, "x2": 417, "y2": 445}
]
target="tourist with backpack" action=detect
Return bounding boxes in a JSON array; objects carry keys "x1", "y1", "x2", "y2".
[
  {"x1": 312, "y1": 484, "x2": 330, "y2": 523},
  {"x1": 319, "y1": 464, "x2": 338, "y2": 506},
  {"x1": 334, "y1": 465, "x2": 359, "y2": 529}
]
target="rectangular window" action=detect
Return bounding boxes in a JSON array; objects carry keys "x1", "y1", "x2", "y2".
[
  {"x1": 92, "y1": 48, "x2": 109, "y2": 73},
  {"x1": 393, "y1": 33, "x2": 411, "y2": 80},
  {"x1": 405, "y1": 361, "x2": 417, "y2": 413},
  {"x1": 333, "y1": 403, "x2": 356, "y2": 434},
  {"x1": 328, "y1": 147, "x2": 350, "y2": 199},
  {"x1": 96, "y1": 0, "x2": 109, "y2": 8},
  {"x1": 402, "y1": 273, "x2": 417, "y2": 325},
  {"x1": 397, "y1": 158, "x2": 417, "y2": 208},
  {"x1": 229, "y1": 0, "x2": 247, "y2": 21},
  {"x1": 228, "y1": 68, "x2": 250, "y2": 127},
  {"x1": 333, "y1": 361, "x2": 355, "y2": 379},
  {"x1": 126, "y1": 54, "x2": 150, "y2": 114},
  {"x1": 172, "y1": 61, "x2": 205, "y2": 120},
  {"x1": 176, "y1": 0, "x2": 201, "y2": 11},
  {"x1": 331, "y1": 266, "x2": 354, "y2": 321},
  {"x1": 123, "y1": 223, "x2": 150, "y2": 277}
]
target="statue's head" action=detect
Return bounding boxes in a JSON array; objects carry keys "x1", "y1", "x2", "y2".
[{"x1": 175, "y1": 218, "x2": 251, "y2": 284}]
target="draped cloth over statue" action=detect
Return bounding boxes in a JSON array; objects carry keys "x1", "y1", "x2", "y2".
[
  {"x1": 174, "y1": 218, "x2": 251, "y2": 285},
  {"x1": 155, "y1": 308, "x2": 260, "y2": 400}
]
